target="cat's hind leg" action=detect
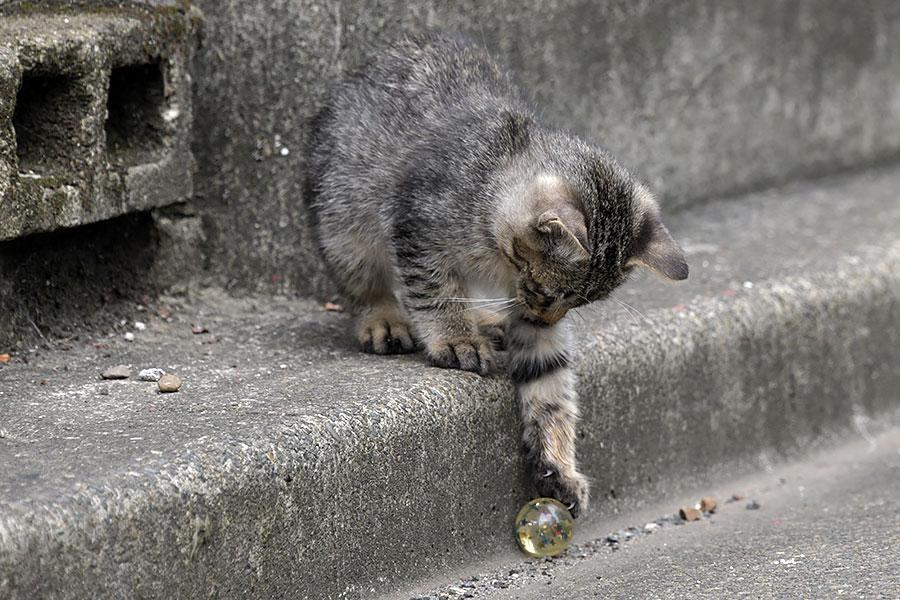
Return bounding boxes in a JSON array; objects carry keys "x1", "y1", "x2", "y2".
[
  {"x1": 318, "y1": 225, "x2": 415, "y2": 355},
  {"x1": 356, "y1": 303, "x2": 415, "y2": 355}
]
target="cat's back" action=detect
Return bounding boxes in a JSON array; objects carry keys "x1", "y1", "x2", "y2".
[
  {"x1": 360, "y1": 32, "x2": 522, "y2": 109},
  {"x1": 315, "y1": 32, "x2": 527, "y2": 157}
]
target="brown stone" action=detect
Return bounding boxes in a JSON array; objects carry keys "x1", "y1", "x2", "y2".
[
  {"x1": 158, "y1": 374, "x2": 182, "y2": 393},
  {"x1": 679, "y1": 506, "x2": 702, "y2": 521},
  {"x1": 700, "y1": 497, "x2": 717, "y2": 513}
]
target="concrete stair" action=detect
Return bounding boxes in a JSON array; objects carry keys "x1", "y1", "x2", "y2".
[
  {"x1": 2, "y1": 2, "x2": 900, "y2": 599},
  {"x1": 2, "y1": 166, "x2": 899, "y2": 599}
]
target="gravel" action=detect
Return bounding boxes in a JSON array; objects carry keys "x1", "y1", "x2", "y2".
[{"x1": 410, "y1": 503, "x2": 721, "y2": 599}]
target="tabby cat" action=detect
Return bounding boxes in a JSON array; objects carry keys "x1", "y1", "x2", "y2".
[{"x1": 306, "y1": 32, "x2": 687, "y2": 515}]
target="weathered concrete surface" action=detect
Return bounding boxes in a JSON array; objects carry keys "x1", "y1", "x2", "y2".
[
  {"x1": 0, "y1": 204, "x2": 207, "y2": 351},
  {"x1": 409, "y1": 424, "x2": 900, "y2": 599},
  {"x1": 3, "y1": 0, "x2": 900, "y2": 343},
  {"x1": 183, "y1": 0, "x2": 900, "y2": 296},
  {"x1": 0, "y1": 7, "x2": 199, "y2": 241},
  {"x1": 1, "y1": 166, "x2": 899, "y2": 599}
]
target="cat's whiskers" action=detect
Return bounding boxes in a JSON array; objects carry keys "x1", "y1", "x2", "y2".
[
  {"x1": 435, "y1": 296, "x2": 519, "y2": 313},
  {"x1": 461, "y1": 299, "x2": 519, "y2": 313},
  {"x1": 569, "y1": 307, "x2": 588, "y2": 331},
  {"x1": 610, "y1": 297, "x2": 650, "y2": 326},
  {"x1": 441, "y1": 297, "x2": 516, "y2": 303}
]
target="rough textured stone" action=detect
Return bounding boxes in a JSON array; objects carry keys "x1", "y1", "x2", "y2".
[
  {"x1": 0, "y1": 7, "x2": 199, "y2": 241},
  {"x1": 700, "y1": 497, "x2": 717, "y2": 513},
  {"x1": 100, "y1": 364, "x2": 130, "y2": 379},
  {"x1": 679, "y1": 506, "x2": 702, "y2": 521},
  {"x1": 1, "y1": 166, "x2": 899, "y2": 599},
  {"x1": 183, "y1": 0, "x2": 900, "y2": 296},
  {"x1": 138, "y1": 367, "x2": 165, "y2": 381},
  {"x1": 156, "y1": 373, "x2": 181, "y2": 392},
  {"x1": 2, "y1": 0, "x2": 900, "y2": 346}
]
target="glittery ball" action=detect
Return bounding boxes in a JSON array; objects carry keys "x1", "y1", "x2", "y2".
[{"x1": 514, "y1": 497, "x2": 574, "y2": 557}]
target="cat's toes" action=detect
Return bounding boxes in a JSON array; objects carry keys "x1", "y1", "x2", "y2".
[
  {"x1": 358, "y1": 318, "x2": 415, "y2": 355},
  {"x1": 533, "y1": 464, "x2": 590, "y2": 518},
  {"x1": 479, "y1": 323, "x2": 507, "y2": 350},
  {"x1": 427, "y1": 335, "x2": 496, "y2": 375},
  {"x1": 472, "y1": 310, "x2": 507, "y2": 350}
]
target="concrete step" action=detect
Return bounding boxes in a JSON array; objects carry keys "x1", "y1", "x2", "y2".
[
  {"x1": 2, "y1": 165, "x2": 900, "y2": 599},
  {"x1": 401, "y1": 423, "x2": 900, "y2": 600}
]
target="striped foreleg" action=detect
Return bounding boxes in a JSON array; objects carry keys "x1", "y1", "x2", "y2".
[{"x1": 507, "y1": 320, "x2": 589, "y2": 516}]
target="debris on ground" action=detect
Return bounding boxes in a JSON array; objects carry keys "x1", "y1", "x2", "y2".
[
  {"x1": 746, "y1": 499, "x2": 761, "y2": 510},
  {"x1": 98, "y1": 385, "x2": 110, "y2": 396},
  {"x1": 319, "y1": 301, "x2": 344, "y2": 312},
  {"x1": 191, "y1": 324, "x2": 209, "y2": 334},
  {"x1": 700, "y1": 497, "x2": 717, "y2": 512},
  {"x1": 0, "y1": 353, "x2": 10, "y2": 363},
  {"x1": 156, "y1": 306, "x2": 173, "y2": 319},
  {"x1": 134, "y1": 321, "x2": 147, "y2": 331},
  {"x1": 727, "y1": 493, "x2": 745, "y2": 503},
  {"x1": 138, "y1": 368, "x2": 166, "y2": 382},
  {"x1": 124, "y1": 332, "x2": 135, "y2": 342},
  {"x1": 679, "y1": 506, "x2": 702, "y2": 521},
  {"x1": 158, "y1": 374, "x2": 182, "y2": 393},
  {"x1": 101, "y1": 365, "x2": 131, "y2": 380}
]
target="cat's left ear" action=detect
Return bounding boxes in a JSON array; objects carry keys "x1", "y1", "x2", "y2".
[
  {"x1": 627, "y1": 207, "x2": 689, "y2": 281},
  {"x1": 536, "y1": 203, "x2": 591, "y2": 262}
]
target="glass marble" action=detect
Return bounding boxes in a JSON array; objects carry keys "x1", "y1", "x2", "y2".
[{"x1": 514, "y1": 498, "x2": 574, "y2": 557}]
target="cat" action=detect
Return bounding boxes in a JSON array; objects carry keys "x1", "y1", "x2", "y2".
[{"x1": 305, "y1": 32, "x2": 688, "y2": 516}]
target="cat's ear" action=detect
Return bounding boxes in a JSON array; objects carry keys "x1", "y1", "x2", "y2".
[
  {"x1": 536, "y1": 203, "x2": 591, "y2": 262},
  {"x1": 628, "y1": 209, "x2": 688, "y2": 281}
]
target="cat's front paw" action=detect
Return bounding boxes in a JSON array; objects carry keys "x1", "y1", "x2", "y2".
[
  {"x1": 533, "y1": 463, "x2": 590, "y2": 518},
  {"x1": 427, "y1": 335, "x2": 496, "y2": 375}
]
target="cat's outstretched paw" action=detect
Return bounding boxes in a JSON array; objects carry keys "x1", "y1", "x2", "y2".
[
  {"x1": 357, "y1": 311, "x2": 415, "y2": 355},
  {"x1": 427, "y1": 335, "x2": 496, "y2": 375},
  {"x1": 533, "y1": 463, "x2": 590, "y2": 518}
]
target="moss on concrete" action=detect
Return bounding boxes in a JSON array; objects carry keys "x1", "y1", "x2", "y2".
[{"x1": 0, "y1": 5, "x2": 199, "y2": 241}]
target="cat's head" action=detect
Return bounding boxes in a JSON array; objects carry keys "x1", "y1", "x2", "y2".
[{"x1": 498, "y1": 166, "x2": 687, "y2": 325}]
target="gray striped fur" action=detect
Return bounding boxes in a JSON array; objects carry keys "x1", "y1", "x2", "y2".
[{"x1": 306, "y1": 32, "x2": 687, "y2": 514}]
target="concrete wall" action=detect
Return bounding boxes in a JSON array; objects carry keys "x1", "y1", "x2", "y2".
[
  {"x1": 1, "y1": 0, "x2": 900, "y2": 345},
  {"x1": 0, "y1": 7, "x2": 199, "y2": 240},
  {"x1": 186, "y1": 0, "x2": 900, "y2": 296}
]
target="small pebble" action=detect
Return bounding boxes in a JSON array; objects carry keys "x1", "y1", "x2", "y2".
[
  {"x1": 134, "y1": 321, "x2": 147, "y2": 331},
  {"x1": 679, "y1": 506, "x2": 702, "y2": 521},
  {"x1": 98, "y1": 385, "x2": 110, "y2": 396},
  {"x1": 124, "y1": 332, "x2": 135, "y2": 342},
  {"x1": 158, "y1": 374, "x2": 182, "y2": 393},
  {"x1": 138, "y1": 368, "x2": 165, "y2": 382},
  {"x1": 101, "y1": 365, "x2": 131, "y2": 379},
  {"x1": 700, "y1": 497, "x2": 717, "y2": 512},
  {"x1": 746, "y1": 499, "x2": 761, "y2": 510}
]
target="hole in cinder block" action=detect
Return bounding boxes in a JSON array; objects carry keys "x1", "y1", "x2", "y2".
[
  {"x1": 105, "y1": 62, "x2": 167, "y2": 166},
  {"x1": 12, "y1": 72, "x2": 89, "y2": 176}
]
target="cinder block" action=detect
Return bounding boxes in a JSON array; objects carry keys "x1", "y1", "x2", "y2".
[{"x1": 0, "y1": 7, "x2": 200, "y2": 241}]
